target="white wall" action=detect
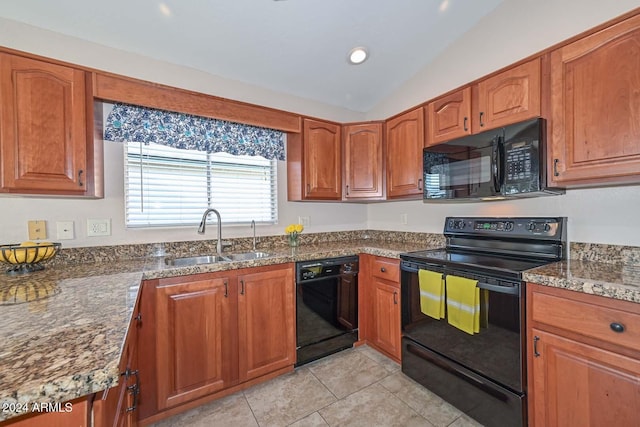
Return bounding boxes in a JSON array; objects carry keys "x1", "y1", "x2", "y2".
[{"x1": 366, "y1": 0, "x2": 640, "y2": 247}]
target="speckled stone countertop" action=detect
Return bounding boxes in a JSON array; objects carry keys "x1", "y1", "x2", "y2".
[
  {"x1": 0, "y1": 238, "x2": 436, "y2": 421},
  {"x1": 523, "y1": 260, "x2": 640, "y2": 304},
  {"x1": 0, "y1": 260, "x2": 145, "y2": 421}
]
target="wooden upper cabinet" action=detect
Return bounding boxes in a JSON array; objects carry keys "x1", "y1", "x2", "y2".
[
  {"x1": 343, "y1": 122, "x2": 384, "y2": 200},
  {"x1": 426, "y1": 87, "x2": 471, "y2": 146},
  {"x1": 549, "y1": 13, "x2": 640, "y2": 187},
  {"x1": 287, "y1": 118, "x2": 341, "y2": 200},
  {"x1": 473, "y1": 57, "x2": 541, "y2": 133},
  {"x1": 385, "y1": 107, "x2": 425, "y2": 199},
  {"x1": 0, "y1": 53, "x2": 100, "y2": 196}
]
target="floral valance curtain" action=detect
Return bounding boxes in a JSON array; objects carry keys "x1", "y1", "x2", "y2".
[{"x1": 104, "y1": 103, "x2": 286, "y2": 161}]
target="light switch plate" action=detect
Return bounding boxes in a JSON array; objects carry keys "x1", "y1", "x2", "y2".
[
  {"x1": 27, "y1": 220, "x2": 47, "y2": 240},
  {"x1": 298, "y1": 216, "x2": 310, "y2": 227},
  {"x1": 87, "y1": 219, "x2": 111, "y2": 237},
  {"x1": 56, "y1": 221, "x2": 75, "y2": 240}
]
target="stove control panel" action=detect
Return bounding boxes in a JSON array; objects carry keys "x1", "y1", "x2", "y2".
[{"x1": 445, "y1": 217, "x2": 566, "y2": 239}]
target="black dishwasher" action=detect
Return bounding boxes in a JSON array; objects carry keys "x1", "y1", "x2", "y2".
[{"x1": 295, "y1": 256, "x2": 359, "y2": 366}]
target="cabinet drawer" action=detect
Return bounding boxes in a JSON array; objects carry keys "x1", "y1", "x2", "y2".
[
  {"x1": 371, "y1": 258, "x2": 399, "y2": 283},
  {"x1": 531, "y1": 290, "x2": 640, "y2": 353}
]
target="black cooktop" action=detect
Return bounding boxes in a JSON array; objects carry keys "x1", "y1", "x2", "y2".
[{"x1": 401, "y1": 249, "x2": 551, "y2": 276}]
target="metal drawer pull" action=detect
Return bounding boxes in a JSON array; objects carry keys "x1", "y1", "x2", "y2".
[
  {"x1": 380, "y1": 267, "x2": 386, "y2": 272},
  {"x1": 78, "y1": 169, "x2": 84, "y2": 187},
  {"x1": 610, "y1": 322, "x2": 625, "y2": 333},
  {"x1": 240, "y1": 279, "x2": 245, "y2": 295},
  {"x1": 463, "y1": 117, "x2": 468, "y2": 131},
  {"x1": 393, "y1": 291, "x2": 398, "y2": 305},
  {"x1": 533, "y1": 336, "x2": 540, "y2": 357}
]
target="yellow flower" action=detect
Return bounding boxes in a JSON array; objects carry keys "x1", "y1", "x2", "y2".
[{"x1": 285, "y1": 223, "x2": 304, "y2": 235}]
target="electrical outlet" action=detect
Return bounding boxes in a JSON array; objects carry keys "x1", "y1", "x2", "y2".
[
  {"x1": 400, "y1": 213, "x2": 408, "y2": 225},
  {"x1": 28, "y1": 220, "x2": 47, "y2": 240},
  {"x1": 298, "y1": 216, "x2": 310, "y2": 227},
  {"x1": 87, "y1": 219, "x2": 111, "y2": 237},
  {"x1": 56, "y1": 221, "x2": 75, "y2": 240}
]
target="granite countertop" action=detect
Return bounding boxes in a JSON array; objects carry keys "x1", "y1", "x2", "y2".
[
  {"x1": 523, "y1": 259, "x2": 640, "y2": 304},
  {"x1": 0, "y1": 239, "x2": 431, "y2": 421}
]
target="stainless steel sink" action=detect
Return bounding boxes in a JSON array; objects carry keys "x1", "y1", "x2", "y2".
[
  {"x1": 165, "y1": 255, "x2": 230, "y2": 267},
  {"x1": 225, "y1": 251, "x2": 271, "y2": 261}
]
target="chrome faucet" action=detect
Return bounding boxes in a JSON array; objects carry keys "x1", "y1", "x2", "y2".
[
  {"x1": 198, "y1": 208, "x2": 223, "y2": 254},
  {"x1": 251, "y1": 220, "x2": 257, "y2": 251}
]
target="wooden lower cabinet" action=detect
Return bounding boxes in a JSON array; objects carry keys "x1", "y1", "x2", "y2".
[
  {"x1": 155, "y1": 275, "x2": 236, "y2": 410},
  {"x1": 527, "y1": 283, "x2": 640, "y2": 427},
  {"x1": 360, "y1": 255, "x2": 401, "y2": 362},
  {"x1": 137, "y1": 264, "x2": 295, "y2": 424},
  {"x1": 237, "y1": 267, "x2": 295, "y2": 382},
  {"x1": 0, "y1": 397, "x2": 90, "y2": 427},
  {"x1": 93, "y1": 294, "x2": 142, "y2": 427}
]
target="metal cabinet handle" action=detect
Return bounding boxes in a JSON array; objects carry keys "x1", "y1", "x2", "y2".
[
  {"x1": 553, "y1": 158, "x2": 560, "y2": 177},
  {"x1": 393, "y1": 291, "x2": 398, "y2": 305},
  {"x1": 533, "y1": 336, "x2": 540, "y2": 357},
  {"x1": 124, "y1": 368, "x2": 140, "y2": 413},
  {"x1": 346, "y1": 185, "x2": 349, "y2": 195},
  {"x1": 134, "y1": 313, "x2": 142, "y2": 323},
  {"x1": 463, "y1": 117, "x2": 468, "y2": 131},
  {"x1": 418, "y1": 178, "x2": 423, "y2": 191},
  {"x1": 78, "y1": 169, "x2": 84, "y2": 187},
  {"x1": 224, "y1": 280, "x2": 228, "y2": 298},
  {"x1": 380, "y1": 267, "x2": 386, "y2": 273},
  {"x1": 610, "y1": 322, "x2": 625, "y2": 333},
  {"x1": 240, "y1": 279, "x2": 245, "y2": 295},
  {"x1": 479, "y1": 112, "x2": 485, "y2": 127}
]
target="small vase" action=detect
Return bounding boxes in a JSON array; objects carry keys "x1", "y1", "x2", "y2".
[{"x1": 288, "y1": 234, "x2": 299, "y2": 247}]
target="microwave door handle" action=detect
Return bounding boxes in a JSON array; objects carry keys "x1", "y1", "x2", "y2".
[{"x1": 491, "y1": 139, "x2": 501, "y2": 193}]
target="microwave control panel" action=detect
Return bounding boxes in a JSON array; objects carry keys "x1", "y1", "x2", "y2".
[{"x1": 503, "y1": 139, "x2": 541, "y2": 194}]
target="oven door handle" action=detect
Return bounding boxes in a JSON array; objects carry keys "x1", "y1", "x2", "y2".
[{"x1": 477, "y1": 281, "x2": 519, "y2": 296}]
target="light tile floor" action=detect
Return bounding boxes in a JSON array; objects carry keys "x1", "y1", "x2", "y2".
[{"x1": 151, "y1": 345, "x2": 483, "y2": 427}]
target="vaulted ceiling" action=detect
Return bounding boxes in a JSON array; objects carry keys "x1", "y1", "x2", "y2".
[{"x1": 0, "y1": 0, "x2": 504, "y2": 112}]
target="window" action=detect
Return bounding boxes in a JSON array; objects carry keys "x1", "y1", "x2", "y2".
[{"x1": 125, "y1": 141, "x2": 277, "y2": 227}]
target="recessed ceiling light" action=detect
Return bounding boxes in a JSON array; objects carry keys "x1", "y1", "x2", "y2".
[
  {"x1": 439, "y1": 0, "x2": 450, "y2": 12},
  {"x1": 159, "y1": 2, "x2": 172, "y2": 17},
  {"x1": 348, "y1": 47, "x2": 368, "y2": 65}
]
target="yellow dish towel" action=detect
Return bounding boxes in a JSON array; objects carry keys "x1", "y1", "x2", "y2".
[
  {"x1": 445, "y1": 275, "x2": 480, "y2": 335},
  {"x1": 418, "y1": 269, "x2": 445, "y2": 319}
]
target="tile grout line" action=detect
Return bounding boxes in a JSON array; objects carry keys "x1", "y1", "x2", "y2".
[{"x1": 241, "y1": 389, "x2": 262, "y2": 427}]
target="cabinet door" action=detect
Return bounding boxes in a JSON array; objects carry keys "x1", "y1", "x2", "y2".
[
  {"x1": 529, "y1": 329, "x2": 640, "y2": 427},
  {"x1": 237, "y1": 266, "x2": 295, "y2": 382},
  {"x1": 303, "y1": 119, "x2": 342, "y2": 200},
  {"x1": 474, "y1": 57, "x2": 541, "y2": 133},
  {"x1": 0, "y1": 53, "x2": 88, "y2": 194},
  {"x1": 371, "y1": 278, "x2": 401, "y2": 361},
  {"x1": 427, "y1": 87, "x2": 471, "y2": 146},
  {"x1": 343, "y1": 123, "x2": 384, "y2": 200},
  {"x1": 155, "y1": 276, "x2": 236, "y2": 410},
  {"x1": 549, "y1": 14, "x2": 640, "y2": 186},
  {"x1": 386, "y1": 107, "x2": 425, "y2": 199}
]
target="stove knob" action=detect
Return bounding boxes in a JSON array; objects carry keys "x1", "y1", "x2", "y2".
[
  {"x1": 505, "y1": 222, "x2": 514, "y2": 231},
  {"x1": 458, "y1": 221, "x2": 466, "y2": 229},
  {"x1": 448, "y1": 219, "x2": 455, "y2": 228},
  {"x1": 527, "y1": 222, "x2": 536, "y2": 232},
  {"x1": 544, "y1": 223, "x2": 551, "y2": 232}
]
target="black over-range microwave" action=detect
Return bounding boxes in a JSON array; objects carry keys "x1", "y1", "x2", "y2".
[{"x1": 423, "y1": 118, "x2": 564, "y2": 201}]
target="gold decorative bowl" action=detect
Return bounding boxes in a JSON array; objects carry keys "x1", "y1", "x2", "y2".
[{"x1": 0, "y1": 243, "x2": 61, "y2": 275}]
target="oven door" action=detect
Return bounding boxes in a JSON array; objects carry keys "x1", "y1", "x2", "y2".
[
  {"x1": 400, "y1": 261, "x2": 524, "y2": 393},
  {"x1": 423, "y1": 130, "x2": 503, "y2": 201}
]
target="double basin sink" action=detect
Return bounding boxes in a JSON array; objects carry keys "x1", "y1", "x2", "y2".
[{"x1": 165, "y1": 251, "x2": 271, "y2": 267}]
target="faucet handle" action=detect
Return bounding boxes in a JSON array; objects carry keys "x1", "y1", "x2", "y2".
[{"x1": 221, "y1": 240, "x2": 234, "y2": 251}]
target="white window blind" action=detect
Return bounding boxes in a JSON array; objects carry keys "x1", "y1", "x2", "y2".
[{"x1": 125, "y1": 142, "x2": 277, "y2": 227}]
